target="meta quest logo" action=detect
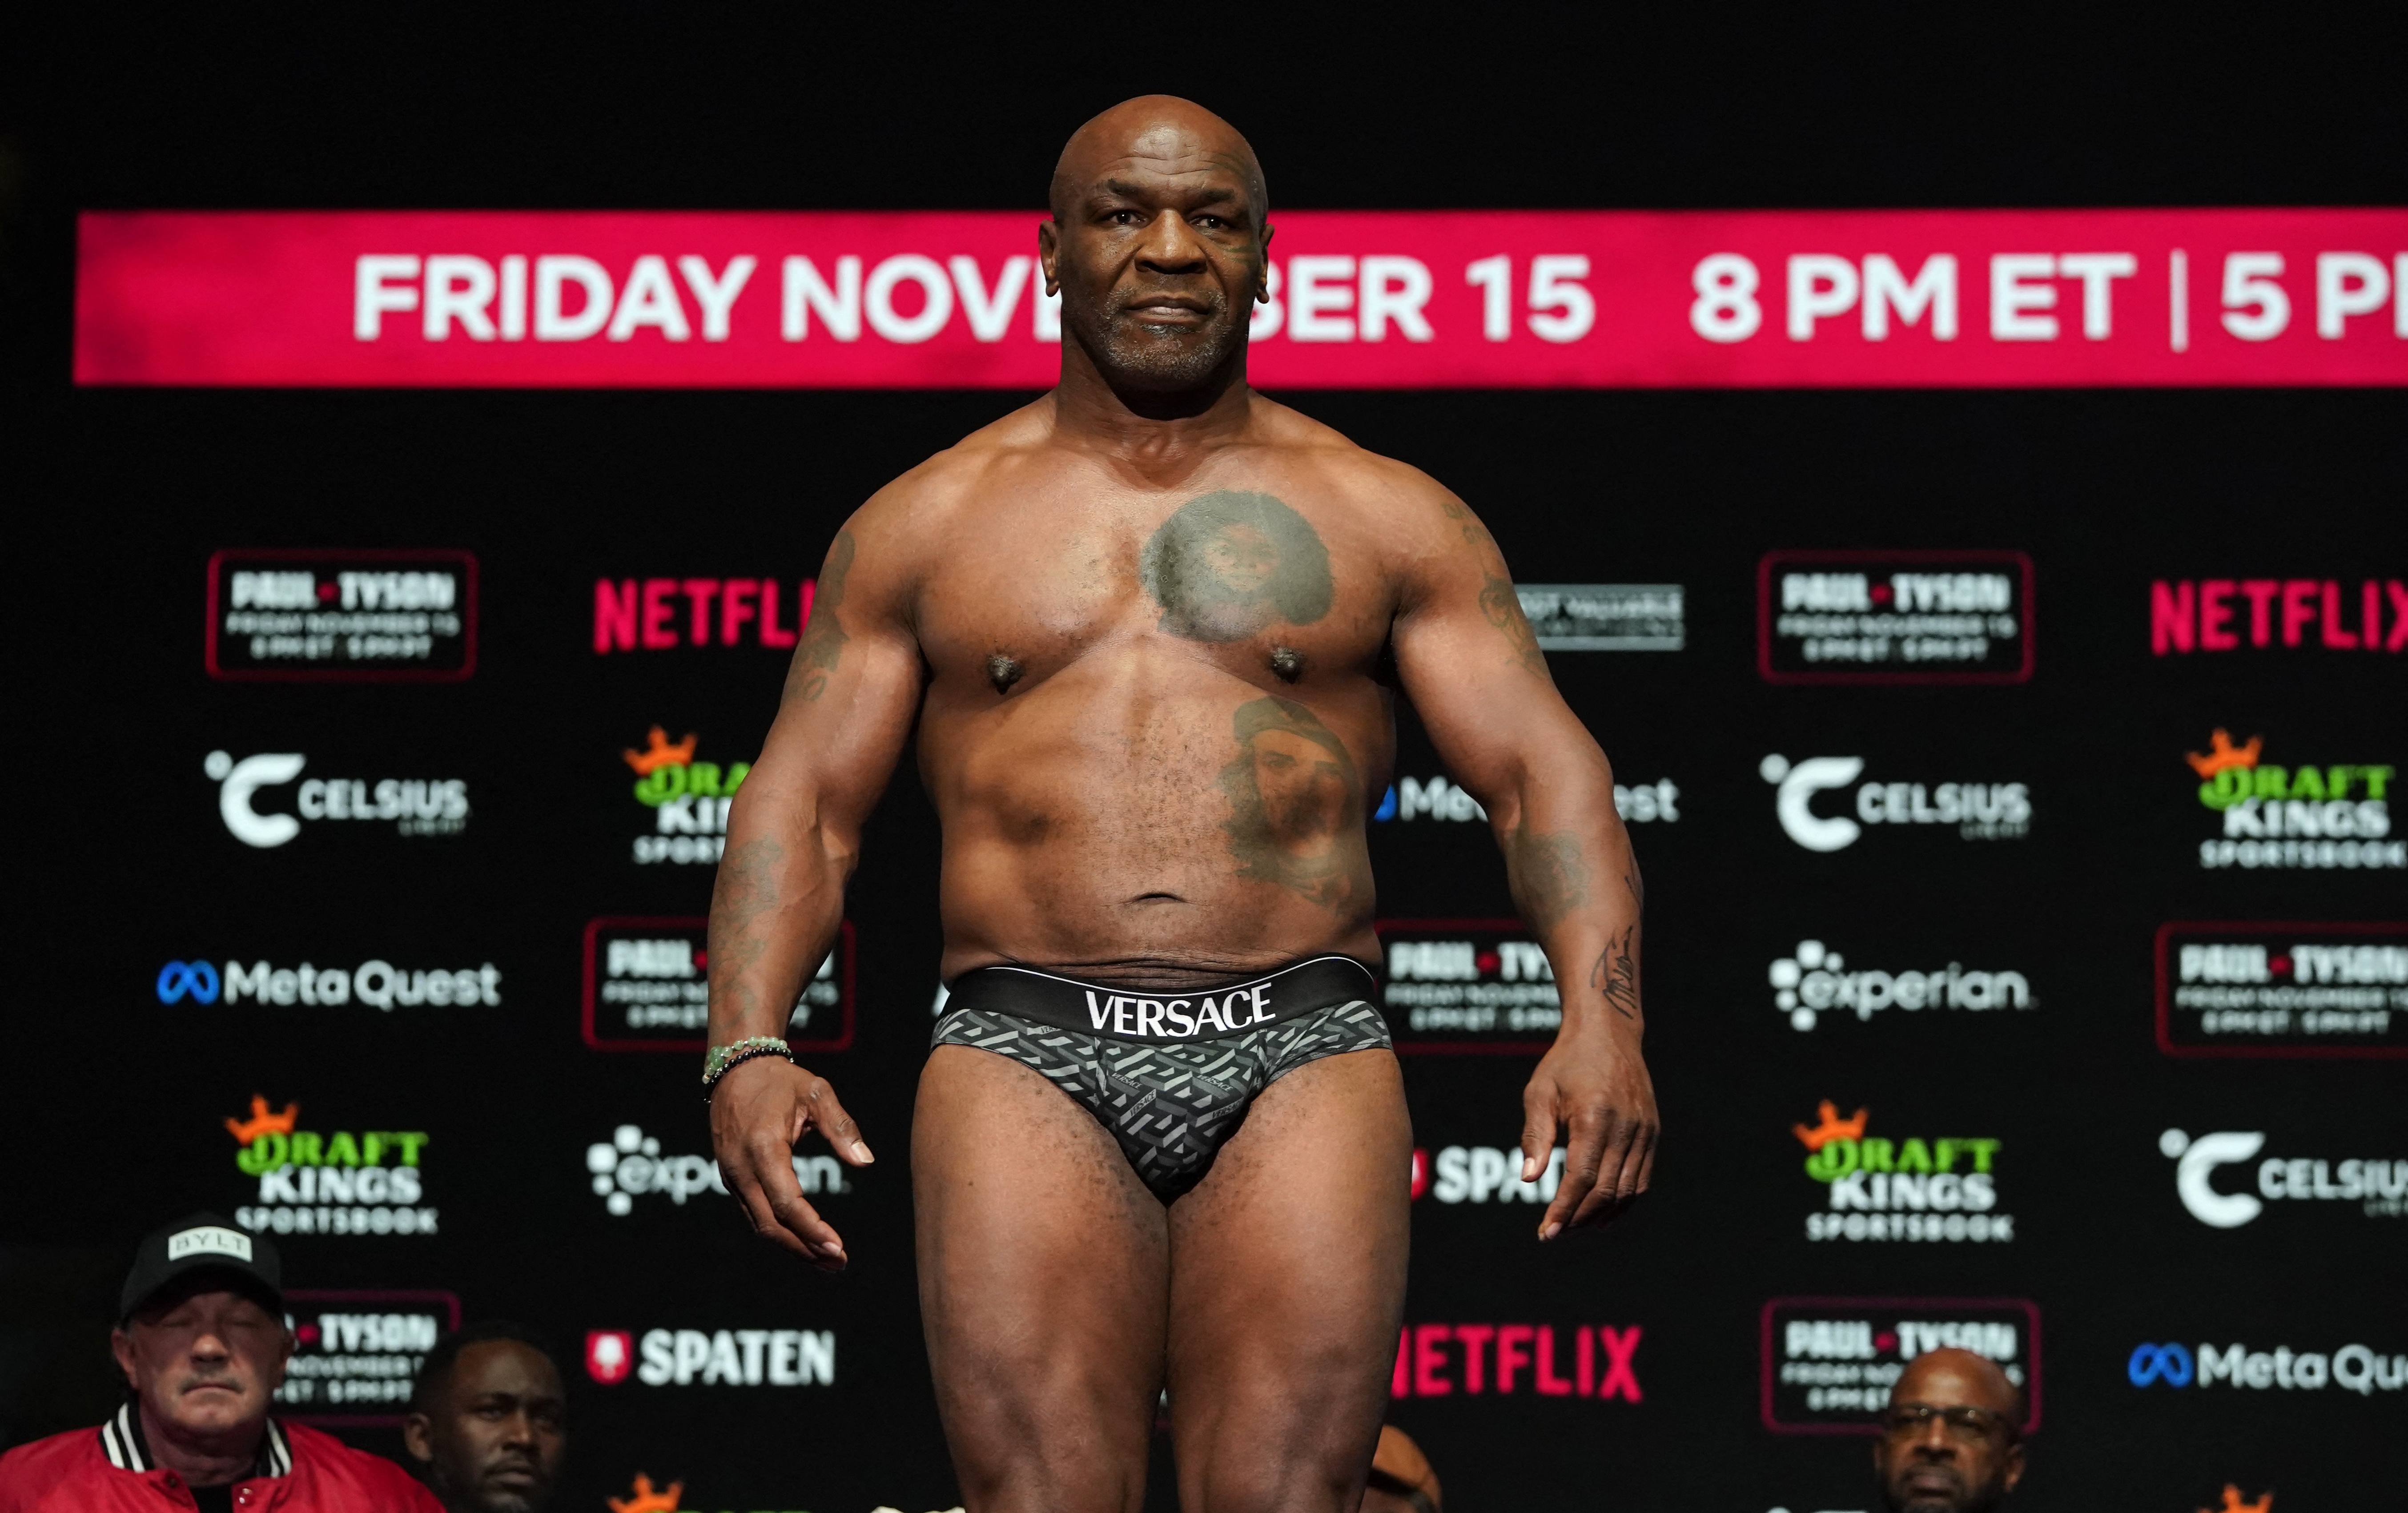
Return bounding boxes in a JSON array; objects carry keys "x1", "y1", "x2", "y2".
[{"x1": 2187, "y1": 729, "x2": 2399, "y2": 871}]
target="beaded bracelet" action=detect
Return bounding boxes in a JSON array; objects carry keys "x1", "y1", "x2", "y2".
[{"x1": 702, "y1": 1036, "x2": 793, "y2": 1095}]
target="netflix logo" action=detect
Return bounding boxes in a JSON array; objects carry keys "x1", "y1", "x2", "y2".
[
  {"x1": 1388, "y1": 1323, "x2": 1641, "y2": 1402},
  {"x1": 2151, "y1": 577, "x2": 2405, "y2": 655},
  {"x1": 593, "y1": 577, "x2": 814, "y2": 653}
]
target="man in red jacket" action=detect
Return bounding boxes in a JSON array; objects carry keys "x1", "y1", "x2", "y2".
[{"x1": 0, "y1": 1213, "x2": 441, "y2": 1513}]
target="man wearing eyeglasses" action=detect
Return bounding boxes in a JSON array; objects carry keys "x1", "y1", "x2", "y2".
[{"x1": 1872, "y1": 1348, "x2": 2027, "y2": 1513}]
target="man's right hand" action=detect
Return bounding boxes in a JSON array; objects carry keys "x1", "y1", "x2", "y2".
[{"x1": 709, "y1": 1056, "x2": 875, "y2": 1272}]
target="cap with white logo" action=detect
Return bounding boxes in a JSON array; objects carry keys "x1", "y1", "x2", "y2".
[{"x1": 120, "y1": 1211, "x2": 284, "y2": 1320}]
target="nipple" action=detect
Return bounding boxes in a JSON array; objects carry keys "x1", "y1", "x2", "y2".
[
  {"x1": 1269, "y1": 646, "x2": 1303, "y2": 683},
  {"x1": 986, "y1": 654, "x2": 1024, "y2": 695}
]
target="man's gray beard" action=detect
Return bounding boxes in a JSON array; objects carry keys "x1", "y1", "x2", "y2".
[{"x1": 1069, "y1": 301, "x2": 1243, "y2": 393}]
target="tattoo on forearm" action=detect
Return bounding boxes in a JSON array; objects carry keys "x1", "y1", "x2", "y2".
[
  {"x1": 1507, "y1": 828, "x2": 1589, "y2": 930},
  {"x1": 1590, "y1": 925, "x2": 1640, "y2": 1021},
  {"x1": 1479, "y1": 571, "x2": 1550, "y2": 678},
  {"x1": 1217, "y1": 695, "x2": 1369, "y2": 910},
  {"x1": 709, "y1": 838, "x2": 785, "y2": 1026},
  {"x1": 1624, "y1": 863, "x2": 1645, "y2": 913},
  {"x1": 1143, "y1": 491, "x2": 1334, "y2": 642},
  {"x1": 786, "y1": 530, "x2": 856, "y2": 702}
]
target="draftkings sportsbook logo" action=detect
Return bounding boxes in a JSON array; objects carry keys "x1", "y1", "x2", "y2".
[
  {"x1": 2158, "y1": 1127, "x2": 2406, "y2": 1227},
  {"x1": 226, "y1": 1097, "x2": 436, "y2": 1237},
  {"x1": 276, "y1": 1290, "x2": 460, "y2": 1417},
  {"x1": 2157, "y1": 922, "x2": 2406, "y2": 1055},
  {"x1": 1760, "y1": 754, "x2": 2028, "y2": 851},
  {"x1": 623, "y1": 727, "x2": 751, "y2": 865},
  {"x1": 206, "y1": 750, "x2": 469, "y2": 847},
  {"x1": 1769, "y1": 939, "x2": 2032, "y2": 1032},
  {"x1": 1763, "y1": 1298, "x2": 2037, "y2": 1431},
  {"x1": 1794, "y1": 1103, "x2": 2010, "y2": 1243},
  {"x1": 2186, "y1": 730, "x2": 2399, "y2": 870}
]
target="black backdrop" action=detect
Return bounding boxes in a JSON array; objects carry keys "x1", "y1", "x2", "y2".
[{"x1": 6, "y1": 12, "x2": 2404, "y2": 1513}]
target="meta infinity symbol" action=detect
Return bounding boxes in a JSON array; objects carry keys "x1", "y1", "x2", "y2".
[
  {"x1": 2128, "y1": 1342, "x2": 2195, "y2": 1388},
  {"x1": 156, "y1": 961, "x2": 222, "y2": 1005}
]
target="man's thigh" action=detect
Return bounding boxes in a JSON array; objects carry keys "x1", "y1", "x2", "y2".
[
  {"x1": 1166, "y1": 1048, "x2": 1412, "y2": 1513},
  {"x1": 914, "y1": 1045, "x2": 1169, "y2": 1513}
]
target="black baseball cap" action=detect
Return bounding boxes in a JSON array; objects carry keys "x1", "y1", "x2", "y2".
[{"x1": 119, "y1": 1213, "x2": 284, "y2": 1321}]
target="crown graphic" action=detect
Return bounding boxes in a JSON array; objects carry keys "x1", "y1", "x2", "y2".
[
  {"x1": 623, "y1": 726, "x2": 699, "y2": 776},
  {"x1": 1793, "y1": 1100, "x2": 1869, "y2": 1151},
  {"x1": 608, "y1": 1473, "x2": 685, "y2": 1513},
  {"x1": 2201, "y1": 1486, "x2": 2271, "y2": 1513},
  {"x1": 224, "y1": 1096, "x2": 298, "y2": 1144},
  {"x1": 2185, "y1": 728, "x2": 2263, "y2": 780}
]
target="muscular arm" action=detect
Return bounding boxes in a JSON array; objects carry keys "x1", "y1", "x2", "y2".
[
  {"x1": 1388, "y1": 483, "x2": 1656, "y2": 1238},
  {"x1": 708, "y1": 515, "x2": 924, "y2": 1269}
]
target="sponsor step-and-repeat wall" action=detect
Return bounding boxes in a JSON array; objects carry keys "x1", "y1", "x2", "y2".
[{"x1": 13, "y1": 206, "x2": 2405, "y2": 1513}]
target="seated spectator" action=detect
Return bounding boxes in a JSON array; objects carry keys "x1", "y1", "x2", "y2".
[
  {"x1": 1873, "y1": 1348, "x2": 2026, "y2": 1513},
  {"x1": 0, "y1": 1212, "x2": 440, "y2": 1513},
  {"x1": 403, "y1": 1323, "x2": 567, "y2": 1513},
  {"x1": 1360, "y1": 1424, "x2": 1441, "y2": 1513}
]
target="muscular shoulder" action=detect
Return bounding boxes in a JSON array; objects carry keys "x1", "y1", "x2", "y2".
[{"x1": 1245, "y1": 395, "x2": 1485, "y2": 573}]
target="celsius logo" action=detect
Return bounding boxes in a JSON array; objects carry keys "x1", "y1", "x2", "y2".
[
  {"x1": 623, "y1": 726, "x2": 752, "y2": 865},
  {"x1": 225, "y1": 1095, "x2": 436, "y2": 1237},
  {"x1": 586, "y1": 1123, "x2": 846, "y2": 1217},
  {"x1": 2128, "y1": 1339, "x2": 2405, "y2": 1395},
  {"x1": 1795, "y1": 1102, "x2": 2009, "y2": 1243},
  {"x1": 2159, "y1": 1128, "x2": 2407, "y2": 1226},
  {"x1": 1759, "y1": 754, "x2": 2028, "y2": 851},
  {"x1": 1373, "y1": 775, "x2": 1680, "y2": 825},
  {"x1": 1769, "y1": 939, "x2": 2031, "y2": 1031},
  {"x1": 583, "y1": 1327, "x2": 835, "y2": 1387},
  {"x1": 2151, "y1": 576, "x2": 2406, "y2": 655},
  {"x1": 205, "y1": 751, "x2": 469, "y2": 847},
  {"x1": 156, "y1": 958, "x2": 500, "y2": 1010},
  {"x1": 2186, "y1": 730, "x2": 2399, "y2": 871}
]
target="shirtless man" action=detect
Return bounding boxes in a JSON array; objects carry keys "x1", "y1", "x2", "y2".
[{"x1": 705, "y1": 96, "x2": 1657, "y2": 1513}]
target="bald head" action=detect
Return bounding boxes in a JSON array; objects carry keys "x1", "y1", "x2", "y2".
[
  {"x1": 1051, "y1": 96, "x2": 1267, "y2": 225},
  {"x1": 1874, "y1": 1348, "x2": 2026, "y2": 1513},
  {"x1": 1890, "y1": 1348, "x2": 2020, "y2": 1421}
]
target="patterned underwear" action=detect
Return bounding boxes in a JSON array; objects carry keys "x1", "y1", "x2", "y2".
[{"x1": 931, "y1": 955, "x2": 1391, "y2": 1202}]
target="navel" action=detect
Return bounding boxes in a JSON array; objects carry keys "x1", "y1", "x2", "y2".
[
  {"x1": 986, "y1": 654, "x2": 1024, "y2": 695},
  {"x1": 1269, "y1": 645, "x2": 1303, "y2": 683}
]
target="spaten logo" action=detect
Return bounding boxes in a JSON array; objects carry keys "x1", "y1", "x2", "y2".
[{"x1": 1760, "y1": 754, "x2": 2027, "y2": 852}]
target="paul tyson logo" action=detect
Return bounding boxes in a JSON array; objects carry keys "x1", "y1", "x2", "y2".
[
  {"x1": 2159, "y1": 1128, "x2": 2407, "y2": 1227},
  {"x1": 623, "y1": 727, "x2": 751, "y2": 865},
  {"x1": 582, "y1": 918, "x2": 851, "y2": 1052},
  {"x1": 1760, "y1": 754, "x2": 2028, "y2": 852},
  {"x1": 226, "y1": 1096, "x2": 436, "y2": 1237},
  {"x1": 1763, "y1": 1298, "x2": 2038, "y2": 1432},
  {"x1": 1759, "y1": 550, "x2": 2033, "y2": 684},
  {"x1": 2151, "y1": 575, "x2": 2405, "y2": 655},
  {"x1": 1376, "y1": 920, "x2": 1558, "y2": 1050},
  {"x1": 208, "y1": 550, "x2": 476, "y2": 680},
  {"x1": 583, "y1": 1328, "x2": 836, "y2": 1387},
  {"x1": 277, "y1": 1290, "x2": 460, "y2": 1417},
  {"x1": 1795, "y1": 1103, "x2": 2010, "y2": 1243},
  {"x1": 2186, "y1": 730, "x2": 2399, "y2": 870},
  {"x1": 206, "y1": 751, "x2": 468, "y2": 847},
  {"x1": 2129, "y1": 1339, "x2": 2405, "y2": 1395},
  {"x1": 156, "y1": 957, "x2": 501, "y2": 1010},
  {"x1": 1769, "y1": 939, "x2": 2031, "y2": 1032},
  {"x1": 2158, "y1": 922, "x2": 2407, "y2": 1057}
]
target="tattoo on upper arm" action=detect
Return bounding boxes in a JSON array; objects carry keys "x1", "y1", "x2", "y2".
[
  {"x1": 1506, "y1": 828, "x2": 1589, "y2": 930},
  {"x1": 786, "y1": 530, "x2": 856, "y2": 702},
  {"x1": 1217, "y1": 695, "x2": 1370, "y2": 911},
  {"x1": 1479, "y1": 571, "x2": 1550, "y2": 679},
  {"x1": 1142, "y1": 491, "x2": 1334, "y2": 642},
  {"x1": 1590, "y1": 925, "x2": 1640, "y2": 1021}
]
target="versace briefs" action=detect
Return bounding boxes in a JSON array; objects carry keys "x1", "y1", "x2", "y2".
[{"x1": 931, "y1": 955, "x2": 1391, "y2": 1201}]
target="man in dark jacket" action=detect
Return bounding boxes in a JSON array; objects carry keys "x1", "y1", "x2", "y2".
[{"x1": 0, "y1": 1213, "x2": 441, "y2": 1513}]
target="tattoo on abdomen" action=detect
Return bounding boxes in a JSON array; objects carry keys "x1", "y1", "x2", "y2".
[
  {"x1": 1142, "y1": 491, "x2": 1334, "y2": 643},
  {"x1": 786, "y1": 529, "x2": 856, "y2": 702},
  {"x1": 1217, "y1": 696, "x2": 1370, "y2": 911}
]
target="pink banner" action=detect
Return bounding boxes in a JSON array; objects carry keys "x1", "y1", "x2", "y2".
[{"x1": 75, "y1": 209, "x2": 2408, "y2": 388}]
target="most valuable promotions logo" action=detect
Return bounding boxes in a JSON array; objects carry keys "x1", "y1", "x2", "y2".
[
  {"x1": 2158, "y1": 1127, "x2": 2407, "y2": 1227},
  {"x1": 226, "y1": 1096, "x2": 437, "y2": 1237},
  {"x1": 207, "y1": 550, "x2": 476, "y2": 680},
  {"x1": 1759, "y1": 551, "x2": 2033, "y2": 684},
  {"x1": 1760, "y1": 754, "x2": 2028, "y2": 852},
  {"x1": 275, "y1": 1289, "x2": 460, "y2": 1422},
  {"x1": 1793, "y1": 1102, "x2": 2010, "y2": 1243},
  {"x1": 205, "y1": 750, "x2": 469, "y2": 848},
  {"x1": 1769, "y1": 938, "x2": 2032, "y2": 1032},
  {"x1": 2186, "y1": 729, "x2": 2399, "y2": 870},
  {"x1": 1762, "y1": 1297, "x2": 2038, "y2": 1432},
  {"x1": 2157, "y1": 922, "x2": 2408, "y2": 1057},
  {"x1": 623, "y1": 727, "x2": 750, "y2": 866}
]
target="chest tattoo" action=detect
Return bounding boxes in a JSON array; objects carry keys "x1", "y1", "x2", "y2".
[{"x1": 1141, "y1": 490, "x2": 1335, "y2": 643}]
